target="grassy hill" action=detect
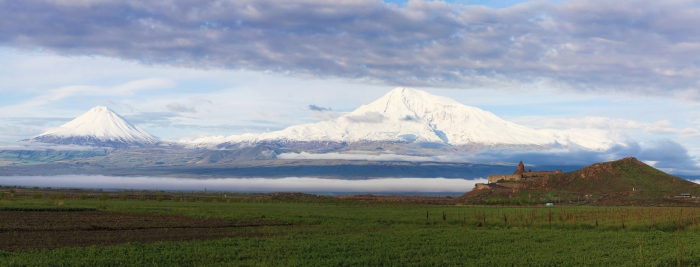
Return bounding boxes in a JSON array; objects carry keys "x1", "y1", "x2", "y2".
[{"x1": 463, "y1": 157, "x2": 700, "y2": 206}]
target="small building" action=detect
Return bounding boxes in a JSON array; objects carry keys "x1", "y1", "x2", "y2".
[
  {"x1": 680, "y1": 193, "x2": 691, "y2": 198},
  {"x1": 545, "y1": 203, "x2": 554, "y2": 207}
]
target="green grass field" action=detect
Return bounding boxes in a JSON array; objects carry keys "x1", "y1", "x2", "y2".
[{"x1": 3, "y1": 196, "x2": 700, "y2": 266}]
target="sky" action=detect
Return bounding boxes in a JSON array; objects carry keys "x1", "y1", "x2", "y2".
[{"x1": 1, "y1": 0, "x2": 700, "y2": 174}]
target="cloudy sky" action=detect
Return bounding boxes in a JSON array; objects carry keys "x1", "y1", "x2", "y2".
[{"x1": 1, "y1": 0, "x2": 700, "y2": 174}]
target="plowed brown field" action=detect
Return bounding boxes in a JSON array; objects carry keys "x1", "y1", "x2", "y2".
[{"x1": 0, "y1": 211, "x2": 290, "y2": 251}]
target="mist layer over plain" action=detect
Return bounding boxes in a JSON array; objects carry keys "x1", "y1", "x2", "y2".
[{"x1": 0, "y1": 176, "x2": 485, "y2": 194}]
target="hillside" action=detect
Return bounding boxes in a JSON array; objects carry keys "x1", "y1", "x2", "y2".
[
  {"x1": 463, "y1": 157, "x2": 700, "y2": 206},
  {"x1": 191, "y1": 145, "x2": 286, "y2": 164}
]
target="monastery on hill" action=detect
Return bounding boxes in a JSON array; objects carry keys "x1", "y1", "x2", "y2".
[{"x1": 486, "y1": 161, "x2": 562, "y2": 184}]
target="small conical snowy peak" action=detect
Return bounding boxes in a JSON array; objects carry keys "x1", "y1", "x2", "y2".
[
  {"x1": 30, "y1": 106, "x2": 159, "y2": 147},
  {"x1": 189, "y1": 87, "x2": 616, "y2": 151}
]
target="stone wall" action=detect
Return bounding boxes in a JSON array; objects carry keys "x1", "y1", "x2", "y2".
[
  {"x1": 487, "y1": 174, "x2": 522, "y2": 183},
  {"x1": 474, "y1": 183, "x2": 492, "y2": 190},
  {"x1": 488, "y1": 170, "x2": 562, "y2": 184}
]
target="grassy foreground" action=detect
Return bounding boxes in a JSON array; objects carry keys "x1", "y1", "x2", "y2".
[{"x1": 2, "y1": 197, "x2": 700, "y2": 266}]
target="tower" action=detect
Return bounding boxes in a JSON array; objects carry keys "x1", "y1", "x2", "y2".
[
  {"x1": 518, "y1": 161, "x2": 525, "y2": 172},
  {"x1": 513, "y1": 161, "x2": 526, "y2": 175}
]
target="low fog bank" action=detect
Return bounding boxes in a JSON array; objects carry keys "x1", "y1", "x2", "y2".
[{"x1": 0, "y1": 176, "x2": 485, "y2": 193}]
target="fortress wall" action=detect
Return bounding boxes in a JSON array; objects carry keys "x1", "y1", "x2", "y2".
[
  {"x1": 474, "y1": 183, "x2": 491, "y2": 190},
  {"x1": 487, "y1": 174, "x2": 522, "y2": 183}
]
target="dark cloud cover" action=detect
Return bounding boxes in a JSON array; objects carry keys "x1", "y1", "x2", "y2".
[
  {"x1": 2, "y1": 0, "x2": 700, "y2": 95},
  {"x1": 308, "y1": 104, "x2": 332, "y2": 112}
]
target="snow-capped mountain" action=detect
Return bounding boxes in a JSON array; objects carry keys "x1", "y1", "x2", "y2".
[
  {"x1": 29, "y1": 106, "x2": 159, "y2": 147},
  {"x1": 189, "y1": 88, "x2": 615, "y2": 151}
]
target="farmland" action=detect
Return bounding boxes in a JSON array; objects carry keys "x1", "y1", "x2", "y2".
[
  {"x1": 0, "y1": 211, "x2": 289, "y2": 252},
  {"x1": 3, "y1": 191, "x2": 700, "y2": 266}
]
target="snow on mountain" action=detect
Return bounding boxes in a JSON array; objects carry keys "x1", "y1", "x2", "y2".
[
  {"x1": 188, "y1": 88, "x2": 616, "y2": 151},
  {"x1": 30, "y1": 106, "x2": 159, "y2": 147}
]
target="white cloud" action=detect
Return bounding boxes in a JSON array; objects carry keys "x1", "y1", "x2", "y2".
[
  {"x1": 278, "y1": 152, "x2": 452, "y2": 162},
  {"x1": 311, "y1": 111, "x2": 342, "y2": 122},
  {"x1": 536, "y1": 116, "x2": 700, "y2": 138},
  {"x1": 0, "y1": 78, "x2": 176, "y2": 115},
  {"x1": 165, "y1": 102, "x2": 197, "y2": 113},
  {"x1": 345, "y1": 111, "x2": 386, "y2": 123},
  {"x1": 545, "y1": 116, "x2": 645, "y2": 130}
]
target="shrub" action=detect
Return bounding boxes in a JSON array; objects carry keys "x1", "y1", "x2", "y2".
[
  {"x1": 98, "y1": 193, "x2": 109, "y2": 201},
  {"x1": 0, "y1": 192, "x2": 5, "y2": 199},
  {"x1": 156, "y1": 195, "x2": 165, "y2": 202},
  {"x1": 119, "y1": 194, "x2": 128, "y2": 201},
  {"x1": 188, "y1": 196, "x2": 197, "y2": 202},
  {"x1": 173, "y1": 196, "x2": 181, "y2": 202},
  {"x1": 215, "y1": 196, "x2": 225, "y2": 203},
  {"x1": 202, "y1": 196, "x2": 213, "y2": 202},
  {"x1": 139, "y1": 195, "x2": 147, "y2": 201},
  {"x1": 32, "y1": 193, "x2": 43, "y2": 199},
  {"x1": 79, "y1": 194, "x2": 88, "y2": 200},
  {"x1": 9, "y1": 189, "x2": 15, "y2": 194},
  {"x1": 57, "y1": 193, "x2": 66, "y2": 200}
]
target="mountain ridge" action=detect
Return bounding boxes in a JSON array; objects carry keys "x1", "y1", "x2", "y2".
[{"x1": 189, "y1": 87, "x2": 615, "y2": 151}]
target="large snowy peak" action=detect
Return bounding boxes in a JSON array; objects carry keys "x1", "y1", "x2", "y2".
[
  {"x1": 191, "y1": 88, "x2": 614, "y2": 151},
  {"x1": 30, "y1": 106, "x2": 159, "y2": 147}
]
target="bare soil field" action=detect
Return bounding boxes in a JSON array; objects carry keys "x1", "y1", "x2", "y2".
[{"x1": 0, "y1": 211, "x2": 290, "y2": 251}]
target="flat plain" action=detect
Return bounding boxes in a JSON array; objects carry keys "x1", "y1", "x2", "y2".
[{"x1": 2, "y1": 192, "x2": 700, "y2": 266}]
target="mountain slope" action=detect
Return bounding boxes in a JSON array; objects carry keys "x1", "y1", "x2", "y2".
[
  {"x1": 190, "y1": 87, "x2": 614, "y2": 150},
  {"x1": 191, "y1": 145, "x2": 282, "y2": 164},
  {"x1": 29, "y1": 106, "x2": 159, "y2": 147}
]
